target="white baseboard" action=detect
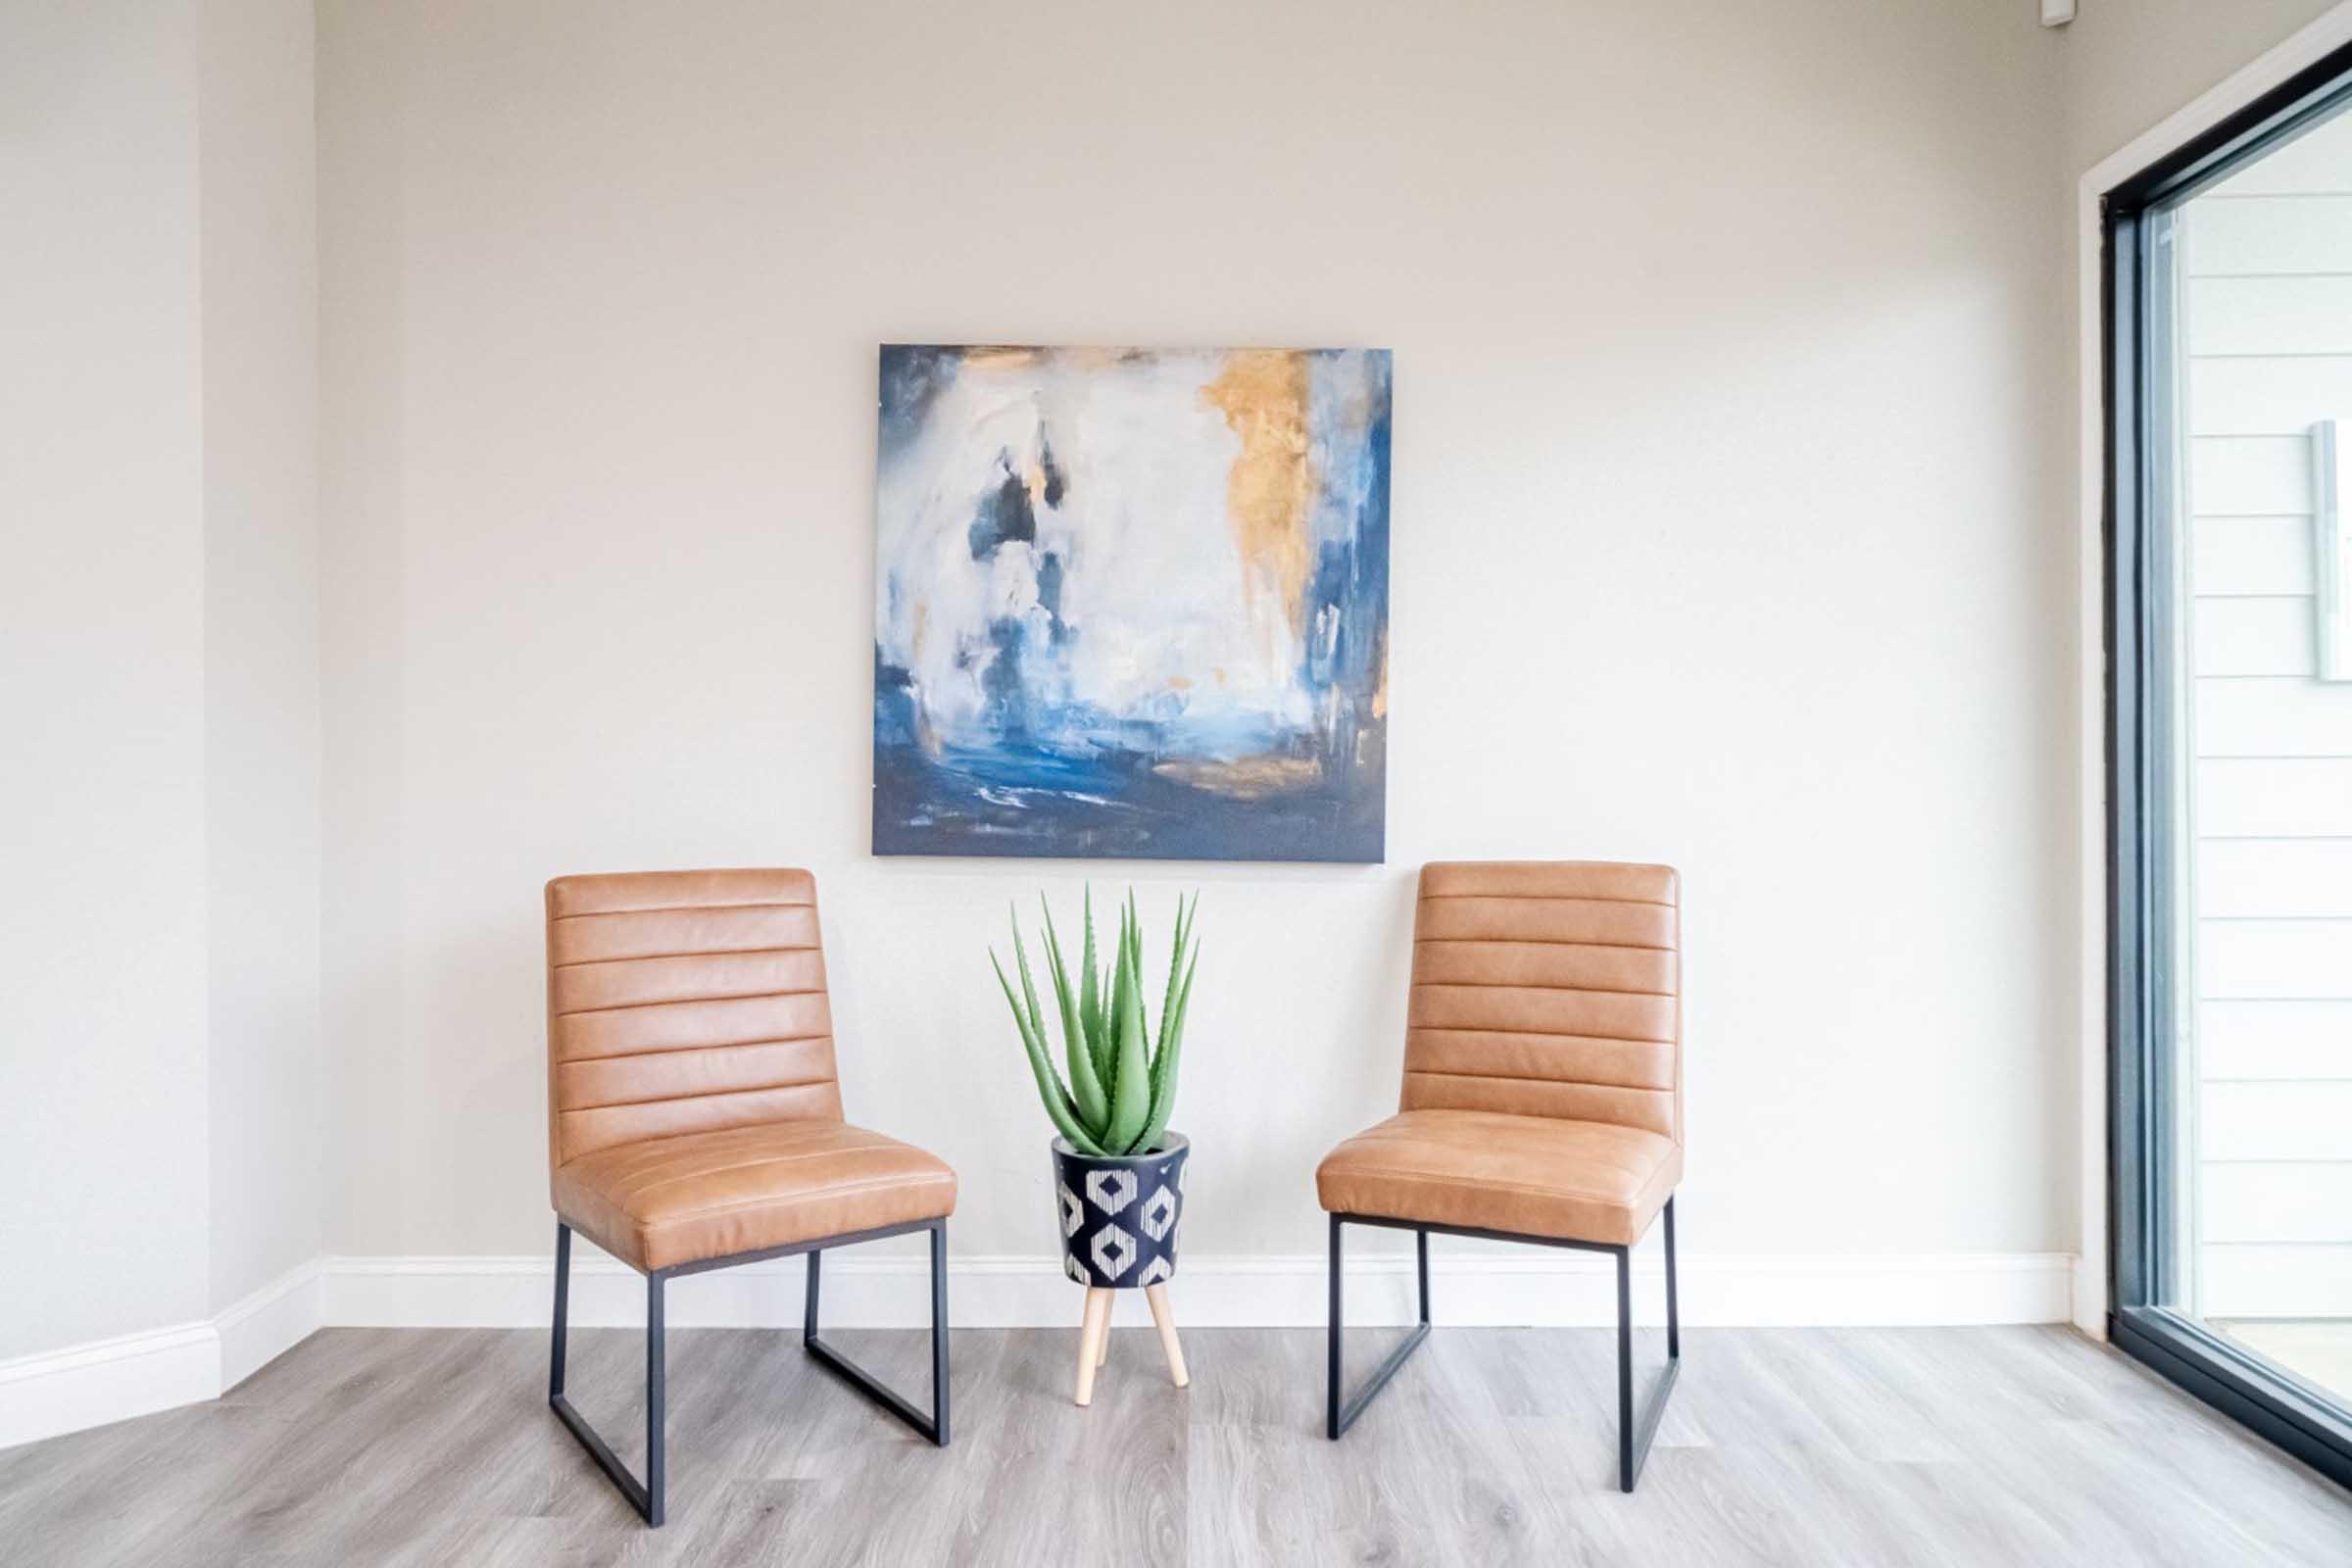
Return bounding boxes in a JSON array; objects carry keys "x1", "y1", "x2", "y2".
[
  {"x1": 323, "y1": 1244, "x2": 2077, "y2": 1332},
  {"x1": 0, "y1": 1323, "x2": 219, "y2": 1452},
  {"x1": 216, "y1": 1258, "x2": 326, "y2": 1390},
  {"x1": 0, "y1": 1257, "x2": 326, "y2": 1453},
  {"x1": 0, "y1": 1246, "x2": 2074, "y2": 1451}
]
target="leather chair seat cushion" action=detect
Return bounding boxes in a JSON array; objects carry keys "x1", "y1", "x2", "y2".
[
  {"x1": 554, "y1": 1120, "x2": 957, "y2": 1273},
  {"x1": 1315, "y1": 1109, "x2": 1680, "y2": 1248}
]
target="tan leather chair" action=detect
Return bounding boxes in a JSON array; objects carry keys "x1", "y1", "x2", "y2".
[
  {"x1": 543, "y1": 868, "x2": 956, "y2": 1527},
  {"x1": 1315, "y1": 860, "x2": 1683, "y2": 1491}
]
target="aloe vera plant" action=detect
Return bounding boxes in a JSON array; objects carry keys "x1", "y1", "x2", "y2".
[{"x1": 991, "y1": 889, "x2": 1200, "y2": 1157}]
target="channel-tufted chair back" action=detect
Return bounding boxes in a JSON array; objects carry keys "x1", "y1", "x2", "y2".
[
  {"x1": 545, "y1": 868, "x2": 844, "y2": 1168},
  {"x1": 1400, "y1": 860, "x2": 1682, "y2": 1143}
]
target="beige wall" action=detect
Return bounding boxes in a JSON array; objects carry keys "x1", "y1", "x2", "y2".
[
  {"x1": 317, "y1": 0, "x2": 407, "y2": 1267},
  {"x1": 24, "y1": 0, "x2": 2347, "y2": 1369},
  {"x1": 0, "y1": 0, "x2": 318, "y2": 1364},
  {"x1": 201, "y1": 0, "x2": 322, "y2": 1317},
  {"x1": 317, "y1": 0, "x2": 2077, "y2": 1268},
  {"x1": 0, "y1": 0, "x2": 212, "y2": 1358},
  {"x1": 2060, "y1": 0, "x2": 2345, "y2": 173}
]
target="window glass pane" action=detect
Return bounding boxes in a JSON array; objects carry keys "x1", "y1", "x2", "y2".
[{"x1": 2164, "y1": 98, "x2": 2352, "y2": 1404}]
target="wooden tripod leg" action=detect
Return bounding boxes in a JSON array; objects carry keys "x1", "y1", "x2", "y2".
[
  {"x1": 1099, "y1": 1297, "x2": 1111, "y2": 1367},
  {"x1": 1145, "y1": 1282, "x2": 1189, "y2": 1389},
  {"x1": 1074, "y1": 1287, "x2": 1111, "y2": 1406}
]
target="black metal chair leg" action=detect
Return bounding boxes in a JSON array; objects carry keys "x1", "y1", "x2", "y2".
[
  {"x1": 645, "y1": 1275, "x2": 665, "y2": 1526},
  {"x1": 548, "y1": 1231, "x2": 666, "y2": 1526},
  {"x1": 1665, "y1": 1195, "x2": 1681, "y2": 1358},
  {"x1": 1416, "y1": 1227, "x2": 1430, "y2": 1325},
  {"x1": 805, "y1": 1247, "x2": 822, "y2": 1341},
  {"x1": 550, "y1": 1222, "x2": 570, "y2": 1400},
  {"x1": 1326, "y1": 1214, "x2": 1433, "y2": 1440},
  {"x1": 1616, "y1": 1247, "x2": 1636, "y2": 1491},
  {"x1": 929, "y1": 1219, "x2": 952, "y2": 1446},
  {"x1": 1617, "y1": 1196, "x2": 1684, "y2": 1493},
  {"x1": 1324, "y1": 1205, "x2": 1683, "y2": 1483},
  {"x1": 1326, "y1": 1213, "x2": 1344, "y2": 1440},
  {"x1": 805, "y1": 1217, "x2": 951, "y2": 1446},
  {"x1": 548, "y1": 1213, "x2": 952, "y2": 1528}
]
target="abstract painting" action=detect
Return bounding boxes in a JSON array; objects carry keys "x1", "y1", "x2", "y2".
[{"x1": 873, "y1": 345, "x2": 1391, "y2": 861}]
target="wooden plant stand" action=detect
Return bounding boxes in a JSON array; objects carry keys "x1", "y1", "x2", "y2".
[{"x1": 1074, "y1": 1283, "x2": 1189, "y2": 1405}]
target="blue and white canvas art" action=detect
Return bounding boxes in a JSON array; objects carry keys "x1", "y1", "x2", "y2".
[{"x1": 872, "y1": 345, "x2": 1392, "y2": 861}]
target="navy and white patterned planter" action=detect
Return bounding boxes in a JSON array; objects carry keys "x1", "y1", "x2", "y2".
[{"x1": 1053, "y1": 1132, "x2": 1189, "y2": 1289}]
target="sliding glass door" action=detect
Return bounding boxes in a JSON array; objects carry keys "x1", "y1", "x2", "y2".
[{"x1": 2107, "y1": 40, "x2": 2352, "y2": 1486}]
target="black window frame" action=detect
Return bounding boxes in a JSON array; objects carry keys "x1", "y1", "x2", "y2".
[{"x1": 2104, "y1": 36, "x2": 2352, "y2": 1490}]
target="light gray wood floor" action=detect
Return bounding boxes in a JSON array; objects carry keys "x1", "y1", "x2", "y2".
[{"x1": 4, "y1": 1324, "x2": 2348, "y2": 1566}]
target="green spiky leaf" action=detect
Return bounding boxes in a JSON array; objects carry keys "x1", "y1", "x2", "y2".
[
  {"x1": 1091, "y1": 890, "x2": 1121, "y2": 1101},
  {"x1": 1136, "y1": 944, "x2": 1196, "y2": 1155},
  {"x1": 1009, "y1": 909, "x2": 1047, "y2": 1062},
  {"x1": 1078, "y1": 887, "x2": 1103, "y2": 1082},
  {"x1": 1041, "y1": 897, "x2": 1106, "y2": 1132},
  {"x1": 1105, "y1": 918, "x2": 1152, "y2": 1152},
  {"x1": 1127, "y1": 892, "x2": 1152, "y2": 1050},
  {"x1": 993, "y1": 885, "x2": 1198, "y2": 1156},
  {"x1": 1155, "y1": 893, "x2": 1194, "y2": 1068},
  {"x1": 992, "y1": 950, "x2": 1104, "y2": 1154},
  {"x1": 1102, "y1": 909, "x2": 1131, "y2": 1110}
]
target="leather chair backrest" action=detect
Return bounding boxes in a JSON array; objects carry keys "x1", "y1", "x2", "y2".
[
  {"x1": 545, "y1": 868, "x2": 843, "y2": 1167},
  {"x1": 1402, "y1": 860, "x2": 1681, "y2": 1142}
]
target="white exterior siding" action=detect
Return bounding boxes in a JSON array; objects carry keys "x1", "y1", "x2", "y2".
[{"x1": 2182, "y1": 108, "x2": 2352, "y2": 1320}]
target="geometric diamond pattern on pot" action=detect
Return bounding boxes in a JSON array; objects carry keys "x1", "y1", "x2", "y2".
[
  {"x1": 1051, "y1": 1132, "x2": 1188, "y2": 1289},
  {"x1": 1140, "y1": 1183, "x2": 1178, "y2": 1243},
  {"x1": 1086, "y1": 1169, "x2": 1138, "y2": 1214},
  {"x1": 1091, "y1": 1223, "x2": 1137, "y2": 1282}
]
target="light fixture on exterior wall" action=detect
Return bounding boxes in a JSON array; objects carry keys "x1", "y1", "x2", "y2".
[
  {"x1": 2318, "y1": 419, "x2": 2350, "y2": 681},
  {"x1": 2040, "y1": 0, "x2": 2076, "y2": 25}
]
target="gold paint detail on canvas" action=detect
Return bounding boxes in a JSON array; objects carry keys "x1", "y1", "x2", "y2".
[
  {"x1": 960, "y1": 345, "x2": 1044, "y2": 370},
  {"x1": 1152, "y1": 756, "x2": 1324, "y2": 800},
  {"x1": 1201, "y1": 350, "x2": 1315, "y2": 634}
]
